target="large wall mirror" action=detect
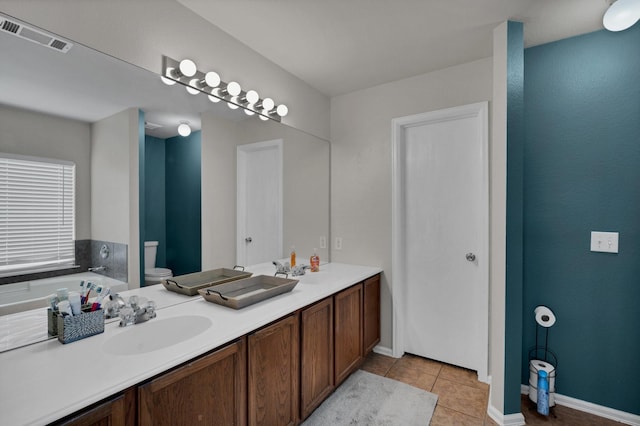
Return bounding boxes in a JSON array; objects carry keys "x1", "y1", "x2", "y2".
[{"x1": 0, "y1": 14, "x2": 329, "y2": 349}]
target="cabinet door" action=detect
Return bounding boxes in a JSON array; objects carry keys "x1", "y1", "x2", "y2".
[
  {"x1": 248, "y1": 314, "x2": 299, "y2": 426},
  {"x1": 138, "y1": 338, "x2": 247, "y2": 426},
  {"x1": 300, "y1": 297, "x2": 334, "y2": 420},
  {"x1": 363, "y1": 274, "x2": 381, "y2": 355},
  {"x1": 334, "y1": 283, "x2": 363, "y2": 385},
  {"x1": 56, "y1": 392, "x2": 129, "y2": 426}
]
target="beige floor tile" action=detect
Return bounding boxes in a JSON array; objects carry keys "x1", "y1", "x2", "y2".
[
  {"x1": 360, "y1": 352, "x2": 396, "y2": 377},
  {"x1": 430, "y1": 405, "x2": 484, "y2": 426},
  {"x1": 431, "y1": 378, "x2": 488, "y2": 419},
  {"x1": 439, "y1": 364, "x2": 489, "y2": 391},
  {"x1": 385, "y1": 361, "x2": 438, "y2": 392},
  {"x1": 393, "y1": 353, "x2": 443, "y2": 376}
]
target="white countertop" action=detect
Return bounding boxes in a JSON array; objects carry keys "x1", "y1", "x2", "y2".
[{"x1": 0, "y1": 263, "x2": 381, "y2": 426}]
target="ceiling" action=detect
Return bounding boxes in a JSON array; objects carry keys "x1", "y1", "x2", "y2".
[{"x1": 178, "y1": 0, "x2": 610, "y2": 97}]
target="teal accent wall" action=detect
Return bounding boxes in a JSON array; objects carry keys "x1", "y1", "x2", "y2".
[
  {"x1": 505, "y1": 20, "x2": 525, "y2": 415},
  {"x1": 144, "y1": 135, "x2": 167, "y2": 268},
  {"x1": 165, "y1": 131, "x2": 201, "y2": 276},
  {"x1": 522, "y1": 26, "x2": 640, "y2": 414}
]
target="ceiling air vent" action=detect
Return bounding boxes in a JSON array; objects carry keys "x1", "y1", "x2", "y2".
[
  {"x1": 145, "y1": 122, "x2": 164, "y2": 131},
  {"x1": 0, "y1": 16, "x2": 73, "y2": 53}
]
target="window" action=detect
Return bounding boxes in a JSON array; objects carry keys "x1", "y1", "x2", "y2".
[{"x1": 0, "y1": 153, "x2": 76, "y2": 275}]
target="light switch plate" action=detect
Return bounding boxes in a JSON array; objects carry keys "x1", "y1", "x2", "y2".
[{"x1": 590, "y1": 231, "x2": 619, "y2": 253}]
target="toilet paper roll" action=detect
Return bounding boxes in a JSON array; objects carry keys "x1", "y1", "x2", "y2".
[{"x1": 534, "y1": 305, "x2": 556, "y2": 328}]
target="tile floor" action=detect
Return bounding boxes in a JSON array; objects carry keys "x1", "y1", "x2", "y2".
[{"x1": 360, "y1": 352, "x2": 623, "y2": 425}]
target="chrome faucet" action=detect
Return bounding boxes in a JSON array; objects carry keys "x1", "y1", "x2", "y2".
[
  {"x1": 273, "y1": 260, "x2": 290, "y2": 277},
  {"x1": 88, "y1": 266, "x2": 106, "y2": 272},
  {"x1": 117, "y1": 295, "x2": 157, "y2": 327}
]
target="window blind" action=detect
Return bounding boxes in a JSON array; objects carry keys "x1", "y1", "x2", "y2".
[{"x1": 0, "y1": 154, "x2": 76, "y2": 275}]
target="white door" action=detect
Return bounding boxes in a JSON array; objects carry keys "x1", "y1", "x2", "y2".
[
  {"x1": 392, "y1": 102, "x2": 488, "y2": 381},
  {"x1": 237, "y1": 140, "x2": 283, "y2": 266}
]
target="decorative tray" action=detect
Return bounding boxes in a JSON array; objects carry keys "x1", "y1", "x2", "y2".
[
  {"x1": 162, "y1": 268, "x2": 252, "y2": 296},
  {"x1": 198, "y1": 275, "x2": 299, "y2": 309}
]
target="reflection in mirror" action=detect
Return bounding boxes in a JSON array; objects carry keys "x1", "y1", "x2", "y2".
[{"x1": 0, "y1": 14, "x2": 329, "y2": 351}]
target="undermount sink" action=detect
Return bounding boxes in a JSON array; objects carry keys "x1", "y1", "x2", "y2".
[{"x1": 102, "y1": 315, "x2": 212, "y2": 356}]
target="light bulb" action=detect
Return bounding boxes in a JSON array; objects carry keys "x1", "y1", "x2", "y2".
[
  {"x1": 603, "y1": 0, "x2": 640, "y2": 31},
  {"x1": 259, "y1": 114, "x2": 269, "y2": 121},
  {"x1": 205, "y1": 71, "x2": 221, "y2": 88},
  {"x1": 227, "y1": 101, "x2": 239, "y2": 110},
  {"x1": 244, "y1": 108, "x2": 255, "y2": 116},
  {"x1": 178, "y1": 123, "x2": 191, "y2": 137},
  {"x1": 245, "y1": 90, "x2": 260, "y2": 104},
  {"x1": 179, "y1": 59, "x2": 197, "y2": 77},
  {"x1": 262, "y1": 97, "x2": 275, "y2": 111},
  {"x1": 186, "y1": 78, "x2": 200, "y2": 95},
  {"x1": 208, "y1": 94, "x2": 221, "y2": 103},
  {"x1": 227, "y1": 81, "x2": 242, "y2": 97},
  {"x1": 160, "y1": 76, "x2": 175, "y2": 85},
  {"x1": 276, "y1": 104, "x2": 289, "y2": 117}
]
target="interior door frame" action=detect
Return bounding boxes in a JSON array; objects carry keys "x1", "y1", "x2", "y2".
[
  {"x1": 391, "y1": 102, "x2": 489, "y2": 382},
  {"x1": 236, "y1": 139, "x2": 283, "y2": 266}
]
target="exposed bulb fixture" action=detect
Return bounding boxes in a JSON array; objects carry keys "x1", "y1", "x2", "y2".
[
  {"x1": 179, "y1": 59, "x2": 197, "y2": 77},
  {"x1": 276, "y1": 104, "x2": 289, "y2": 117},
  {"x1": 604, "y1": 0, "x2": 640, "y2": 31},
  {"x1": 186, "y1": 78, "x2": 200, "y2": 95},
  {"x1": 161, "y1": 55, "x2": 289, "y2": 123},
  {"x1": 205, "y1": 71, "x2": 221, "y2": 88},
  {"x1": 160, "y1": 68, "x2": 176, "y2": 85},
  {"x1": 178, "y1": 121, "x2": 191, "y2": 137},
  {"x1": 226, "y1": 81, "x2": 242, "y2": 97},
  {"x1": 261, "y1": 97, "x2": 275, "y2": 111},
  {"x1": 245, "y1": 90, "x2": 260, "y2": 105}
]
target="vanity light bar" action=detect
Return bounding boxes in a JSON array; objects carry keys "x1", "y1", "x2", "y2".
[{"x1": 161, "y1": 56, "x2": 288, "y2": 123}]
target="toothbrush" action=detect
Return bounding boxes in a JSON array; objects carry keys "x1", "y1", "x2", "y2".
[
  {"x1": 82, "y1": 282, "x2": 94, "y2": 304},
  {"x1": 91, "y1": 286, "x2": 108, "y2": 311}
]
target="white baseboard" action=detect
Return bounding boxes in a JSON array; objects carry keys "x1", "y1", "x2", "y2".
[
  {"x1": 486, "y1": 404, "x2": 526, "y2": 426},
  {"x1": 372, "y1": 345, "x2": 394, "y2": 357},
  {"x1": 521, "y1": 385, "x2": 640, "y2": 426}
]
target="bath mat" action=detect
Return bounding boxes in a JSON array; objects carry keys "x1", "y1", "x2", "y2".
[{"x1": 302, "y1": 369, "x2": 438, "y2": 425}]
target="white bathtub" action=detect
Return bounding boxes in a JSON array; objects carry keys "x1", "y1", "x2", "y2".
[{"x1": 0, "y1": 272, "x2": 129, "y2": 316}]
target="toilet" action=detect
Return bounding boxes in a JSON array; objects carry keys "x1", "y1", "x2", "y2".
[{"x1": 144, "y1": 241, "x2": 173, "y2": 285}]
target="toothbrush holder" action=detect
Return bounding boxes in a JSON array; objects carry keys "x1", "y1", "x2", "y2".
[{"x1": 53, "y1": 307, "x2": 105, "y2": 344}]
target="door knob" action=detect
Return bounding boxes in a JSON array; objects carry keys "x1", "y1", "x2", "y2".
[
  {"x1": 245, "y1": 237, "x2": 253, "y2": 243},
  {"x1": 465, "y1": 252, "x2": 476, "y2": 262}
]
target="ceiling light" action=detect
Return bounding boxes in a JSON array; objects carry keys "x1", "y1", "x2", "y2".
[
  {"x1": 276, "y1": 104, "x2": 289, "y2": 117},
  {"x1": 205, "y1": 71, "x2": 221, "y2": 88},
  {"x1": 604, "y1": 0, "x2": 640, "y2": 31},
  {"x1": 178, "y1": 121, "x2": 191, "y2": 137},
  {"x1": 179, "y1": 59, "x2": 197, "y2": 77}
]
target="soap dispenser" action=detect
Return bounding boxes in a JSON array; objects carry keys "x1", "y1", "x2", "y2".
[
  {"x1": 310, "y1": 249, "x2": 320, "y2": 272},
  {"x1": 290, "y1": 246, "x2": 296, "y2": 267}
]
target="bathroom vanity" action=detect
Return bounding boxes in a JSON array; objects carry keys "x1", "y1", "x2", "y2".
[{"x1": 0, "y1": 263, "x2": 381, "y2": 426}]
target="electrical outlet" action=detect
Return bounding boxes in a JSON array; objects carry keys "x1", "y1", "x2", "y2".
[
  {"x1": 320, "y1": 236, "x2": 326, "y2": 249},
  {"x1": 335, "y1": 237, "x2": 342, "y2": 250}
]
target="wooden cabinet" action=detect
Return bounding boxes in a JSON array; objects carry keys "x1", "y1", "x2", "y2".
[
  {"x1": 363, "y1": 274, "x2": 381, "y2": 355},
  {"x1": 248, "y1": 314, "x2": 299, "y2": 426},
  {"x1": 334, "y1": 284, "x2": 363, "y2": 385},
  {"x1": 300, "y1": 297, "x2": 334, "y2": 420},
  {"x1": 55, "y1": 388, "x2": 135, "y2": 426},
  {"x1": 138, "y1": 338, "x2": 246, "y2": 426}
]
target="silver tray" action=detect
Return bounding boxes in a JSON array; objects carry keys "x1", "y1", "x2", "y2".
[
  {"x1": 162, "y1": 268, "x2": 252, "y2": 296},
  {"x1": 198, "y1": 275, "x2": 299, "y2": 309}
]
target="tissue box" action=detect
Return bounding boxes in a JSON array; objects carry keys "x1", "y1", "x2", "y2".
[{"x1": 53, "y1": 307, "x2": 104, "y2": 344}]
